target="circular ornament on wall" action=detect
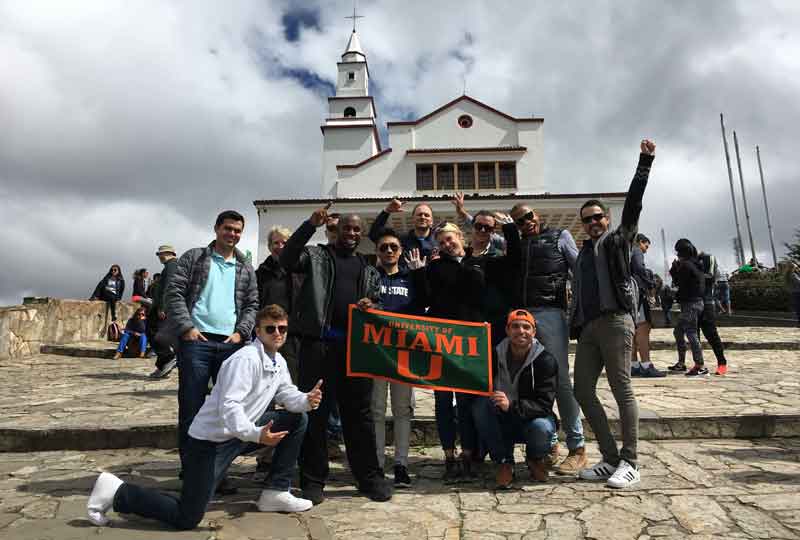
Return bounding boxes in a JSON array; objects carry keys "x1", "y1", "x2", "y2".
[{"x1": 458, "y1": 114, "x2": 473, "y2": 128}]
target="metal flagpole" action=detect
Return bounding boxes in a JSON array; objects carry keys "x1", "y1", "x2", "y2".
[
  {"x1": 756, "y1": 145, "x2": 778, "y2": 268},
  {"x1": 733, "y1": 130, "x2": 758, "y2": 265},
  {"x1": 720, "y1": 114, "x2": 745, "y2": 265}
]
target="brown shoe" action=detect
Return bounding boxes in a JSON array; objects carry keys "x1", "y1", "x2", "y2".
[
  {"x1": 544, "y1": 443, "x2": 560, "y2": 469},
  {"x1": 527, "y1": 458, "x2": 549, "y2": 482},
  {"x1": 495, "y1": 463, "x2": 514, "y2": 489},
  {"x1": 112, "y1": 352, "x2": 122, "y2": 360},
  {"x1": 554, "y1": 446, "x2": 588, "y2": 476}
]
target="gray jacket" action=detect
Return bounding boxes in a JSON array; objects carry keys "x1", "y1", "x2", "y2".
[{"x1": 165, "y1": 242, "x2": 259, "y2": 339}]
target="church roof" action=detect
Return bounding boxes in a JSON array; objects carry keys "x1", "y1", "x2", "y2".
[
  {"x1": 406, "y1": 146, "x2": 527, "y2": 154},
  {"x1": 342, "y1": 30, "x2": 366, "y2": 60},
  {"x1": 253, "y1": 192, "x2": 626, "y2": 206},
  {"x1": 387, "y1": 95, "x2": 544, "y2": 127}
]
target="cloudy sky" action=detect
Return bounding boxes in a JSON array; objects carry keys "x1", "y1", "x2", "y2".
[{"x1": 1, "y1": 0, "x2": 798, "y2": 306}]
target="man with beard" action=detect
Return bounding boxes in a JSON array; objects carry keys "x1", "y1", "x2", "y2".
[
  {"x1": 280, "y1": 205, "x2": 391, "y2": 505},
  {"x1": 369, "y1": 199, "x2": 436, "y2": 263},
  {"x1": 507, "y1": 202, "x2": 587, "y2": 476},
  {"x1": 571, "y1": 139, "x2": 656, "y2": 489}
]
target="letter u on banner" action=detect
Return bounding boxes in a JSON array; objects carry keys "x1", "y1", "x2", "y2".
[{"x1": 396, "y1": 350, "x2": 442, "y2": 380}]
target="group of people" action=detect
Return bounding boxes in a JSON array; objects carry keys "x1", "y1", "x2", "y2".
[{"x1": 88, "y1": 140, "x2": 657, "y2": 531}]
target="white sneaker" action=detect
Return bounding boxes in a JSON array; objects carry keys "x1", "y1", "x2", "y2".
[
  {"x1": 578, "y1": 461, "x2": 617, "y2": 481},
  {"x1": 606, "y1": 460, "x2": 640, "y2": 489},
  {"x1": 257, "y1": 489, "x2": 313, "y2": 513},
  {"x1": 87, "y1": 472, "x2": 123, "y2": 526}
]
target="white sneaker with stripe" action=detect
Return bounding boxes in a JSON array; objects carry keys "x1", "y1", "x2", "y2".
[
  {"x1": 606, "y1": 460, "x2": 640, "y2": 488},
  {"x1": 578, "y1": 461, "x2": 617, "y2": 481}
]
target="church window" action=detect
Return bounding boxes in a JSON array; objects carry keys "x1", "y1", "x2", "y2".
[
  {"x1": 458, "y1": 114, "x2": 473, "y2": 128},
  {"x1": 416, "y1": 165, "x2": 434, "y2": 190},
  {"x1": 348, "y1": 72, "x2": 355, "y2": 80},
  {"x1": 498, "y1": 162, "x2": 517, "y2": 189},
  {"x1": 457, "y1": 163, "x2": 476, "y2": 191},
  {"x1": 437, "y1": 164, "x2": 455, "y2": 190},
  {"x1": 343, "y1": 107, "x2": 356, "y2": 118},
  {"x1": 478, "y1": 162, "x2": 496, "y2": 189}
]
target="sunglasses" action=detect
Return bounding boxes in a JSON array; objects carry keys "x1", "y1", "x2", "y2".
[
  {"x1": 514, "y1": 211, "x2": 535, "y2": 227},
  {"x1": 581, "y1": 213, "x2": 606, "y2": 224},
  {"x1": 474, "y1": 223, "x2": 494, "y2": 233},
  {"x1": 261, "y1": 324, "x2": 288, "y2": 335},
  {"x1": 378, "y1": 243, "x2": 401, "y2": 253}
]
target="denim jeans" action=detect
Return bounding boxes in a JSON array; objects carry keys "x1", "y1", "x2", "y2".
[
  {"x1": 474, "y1": 397, "x2": 556, "y2": 462},
  {"x1": 674, "y1": 300, "x2": 704, "y2": 365},
  {"x1": 113, "y1": 409, "x2": 306, "y2": 530},
  {"x1": 117, "y1": 331, "x2": 147, "y2": 354},
  {"x1": 528, "y1": 307, "x2": 584, "y2": 451},
  {"x1": 177, "y1": 339, "x2": 242, "y2": 469}
]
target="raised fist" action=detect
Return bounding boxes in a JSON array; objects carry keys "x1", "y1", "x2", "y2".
[
  {"x1": 385, "y1": 198, "x2": 405, "y2": 213},
  {"x1": 310, "y1": 202, "x2": 331, "y2": 227},
  {"x1": 641, "y1": 139, "x2": 656, "y2": 155}
]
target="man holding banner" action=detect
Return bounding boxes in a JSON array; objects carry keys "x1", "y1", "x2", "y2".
[{"x1": 281, "y1": 205, "x2": 391, "y2": 505}]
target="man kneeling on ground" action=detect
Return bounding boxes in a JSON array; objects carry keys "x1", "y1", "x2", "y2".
[
  {"x1": 475, "y1": 309, "x2": 559, "y2": 489},
  {"x1": 87, "y1": 305, "x2": 321, "y2": 530}
]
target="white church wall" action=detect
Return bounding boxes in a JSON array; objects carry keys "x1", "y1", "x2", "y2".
[
  {"x1": 329, "y1": 99, "x2": 373, "y2": 118},
  {"x1": 516, "y1": 122, "x2": 545, "y2": 192},
  {"x1": 412, "y1": 101, "x2": 519, "y2": 149},
  {"x1": 335, "y1": 63, "x2": 367, "y2": 96},
  {"x1": 321, "y1": 127, "x2": 377, "y2": 197}
]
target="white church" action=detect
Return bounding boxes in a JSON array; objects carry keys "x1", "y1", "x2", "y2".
[{"x1": 254, "y1": 30, "x2": 625, "y2": 259}]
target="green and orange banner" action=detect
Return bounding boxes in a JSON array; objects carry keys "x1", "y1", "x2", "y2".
[{"x1": 346, "y1": 306, "x2": 493, "y2": 395}]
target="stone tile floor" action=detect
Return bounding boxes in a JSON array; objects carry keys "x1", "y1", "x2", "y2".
[
  {"x1": 2, "y1": 439, "x2": 800, "y2": 539},
  {"x1": 2, "y1": 341, "x2": 799, "y2": 432}
]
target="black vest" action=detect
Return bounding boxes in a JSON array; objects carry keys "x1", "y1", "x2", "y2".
[{"x1": 521, "y1": 227, "x2": 570, "y2": 309}]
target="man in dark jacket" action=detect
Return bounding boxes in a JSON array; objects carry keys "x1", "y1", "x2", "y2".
[
  {"x1": 475, "y1": 309, "x2": 559, "y2": 489},
  {"x1": 369, "y1": 199, "x2": 435, "y2": 263},
  {"x1": 508, "y1": 202, "x2": 587, "y2": 475},
  {"x1": 697, "y1": 250, "x2": 728, "y2": 375},
  {"x1": 165, "y1": 210, "x2": 259, "y2": 483},
  {"x1": 280, "y1": 205, "x2": 391, "y2": 505},
  {"x1": 668, "y1": 239, "x2": 707, "y2": 376},
  {"x1": 571, "y1": 139, "x2": 655, "y2": 490},
  {"x1": 148, "y1": 244, "x2": 178, "y2": 379}
]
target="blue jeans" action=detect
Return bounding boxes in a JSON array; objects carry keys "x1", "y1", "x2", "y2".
[
  {"x1": 114, "y1": 409, "x2": 306, "y2": 530},
  {"x1": 117, "y1": 331, "x2": 147, "y2": 354},
  {"x1": 177, "y1": 339, "x2": 242, "y2": 468},
  {"x1": 474, "y1": 397, "x2": 556, "y2": 462},
  {"x1": 528, "y1": 307, "x2": 584, "y2": 451}
]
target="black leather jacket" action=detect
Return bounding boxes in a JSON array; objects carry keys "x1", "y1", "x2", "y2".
[{"x1": 280, "y1": 221, "x2": 381, "y2": 340}]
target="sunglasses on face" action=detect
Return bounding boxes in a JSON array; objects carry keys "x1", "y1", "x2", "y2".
[
  {"x1": 378, "y1": 243, "x2": 401, "y2": 253},
  {"x1": 261, "y1": 325, "x2": 288, "y2": 335},
  {"x1": 581, "y1": 213, "x2": 606, "y2": 224},
  {"x1": 514, "y1": 211, "x2": 535, "y2": 227},
  {"x1": 474, "y1": 223, "x2": 494, "y2": 233}
]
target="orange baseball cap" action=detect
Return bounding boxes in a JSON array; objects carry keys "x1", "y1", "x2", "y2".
[{"x1": 506, "y1": 309, "x2": 536, "y2": 328}]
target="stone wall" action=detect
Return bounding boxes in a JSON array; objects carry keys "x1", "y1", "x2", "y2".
[{"x1": 0, "y1": 298, "x2": 137, "y2": 360}]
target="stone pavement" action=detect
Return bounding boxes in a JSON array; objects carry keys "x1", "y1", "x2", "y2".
[
  {"x1": 2, "y1": 438, "x2": 800, "y2": 539},
  {"x1": 2, "y1": 325, "x2": 799, "y2": 450}
]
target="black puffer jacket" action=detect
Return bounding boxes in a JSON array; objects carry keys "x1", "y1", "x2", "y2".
[
  {"x1": 280, "y1": 220, "x2": 381, "y2": 340},
  {"x1": 417, "y1": 254, "x2": 485, "y2": 322},
  {"x1": 670, "y1": 258, "x2": 705, "y2": 302}
]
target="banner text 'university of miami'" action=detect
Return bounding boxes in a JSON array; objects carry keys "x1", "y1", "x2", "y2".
[{"x1": 346, "y1": 306, "x2": 493, "y2": 395}]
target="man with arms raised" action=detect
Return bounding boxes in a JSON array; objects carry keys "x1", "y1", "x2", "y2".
[
  {"x1": 281, "y1": 205, "x2": 391, "y2": 504},
  {"x1": 369, "y1": 199, "x2": 436, "y2": 263},
  {"x1": 571, "y1": 140, "x2": 656, "y2": 489},
  {"x1": 87, "y1": 305, "x2": 320, "y2": 529}
]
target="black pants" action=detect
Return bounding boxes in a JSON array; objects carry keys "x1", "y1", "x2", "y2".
[
  {"x1": 697, "y1": 302, "x2": 726, "y2": 364},
  {"x1": 298, "y1": 339, "x2": 381, "y2": 491},
  {"x1": 148, "y1": 316, "x2": 176, "y2": 369},
  {"x1": 100, "y1": 290, "x2": 118, "y2": 320}
]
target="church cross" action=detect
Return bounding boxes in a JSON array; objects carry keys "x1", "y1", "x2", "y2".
[{"x1": 345, "y1": 3, "x2": 364, "y2": 32}]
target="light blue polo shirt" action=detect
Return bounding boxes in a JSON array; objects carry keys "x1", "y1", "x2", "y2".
[{"x1": 191, "y1": 252, "x2": 237, "y2": 336}]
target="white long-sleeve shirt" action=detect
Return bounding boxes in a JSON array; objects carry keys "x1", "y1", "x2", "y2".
[{"x1": 188, "y1": 339, "x2": 311, "y2": 443}]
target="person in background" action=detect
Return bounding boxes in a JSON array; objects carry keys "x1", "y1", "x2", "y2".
[
  {"x1": 113, "y1": 307, "x2": 148, "y2": 359},
  {"x1": 91, "y1": 265, "x2": 125, "y2": 321},
  {"x1": 659, "y1": 278, "x2": 675, "y2": 327},
  {"x1": 132, "y1": 268, "x2": 149, "y2": 299},
  {"x1": 630, "y1": 234, "x2": 664, "y2": 378},
  {"x1": 668, "y1": 239, "x2": 707, "y2": 376},
  {"x1": 148, "y1": 245, "x2": 178, "y2": 379},
  {"x1": 697, "y1": 250, "x2": 729, "y2": 376},
  {"x1": 716, "y1": 271, "x2": 732, "y2": 315},
  {"x1": 146, "y1": 273, "x2": 160, "y2": 299}
]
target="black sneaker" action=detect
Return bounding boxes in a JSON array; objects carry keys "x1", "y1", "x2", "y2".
[
  {"x1": 667, "y1": 362, "x2": 687, "y2": 372},
  {"x1": 442, "y1": 458, "x2": 461, "y2": 484},
  {"x1": 460, "y1": 458, "x2": 478, "y2": 483},
  {"x1": 630, "y1": 364, "x2": 643, "y2": 377},
  {"x1": 639, "y1": 364, "x2": 667, "y2": 378},
  {"x1": 302, "y1": 484, "x2": 325, "y2": 506},
  {"x1": 359, "y1": 477, "x2": 393, "y2": 502},
  {"x1": 685, "y1": 365, "x2": 709, "y2": 377},
  {"x1": 393, "y1": 465, "x2": 411, "y2": 488}
]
